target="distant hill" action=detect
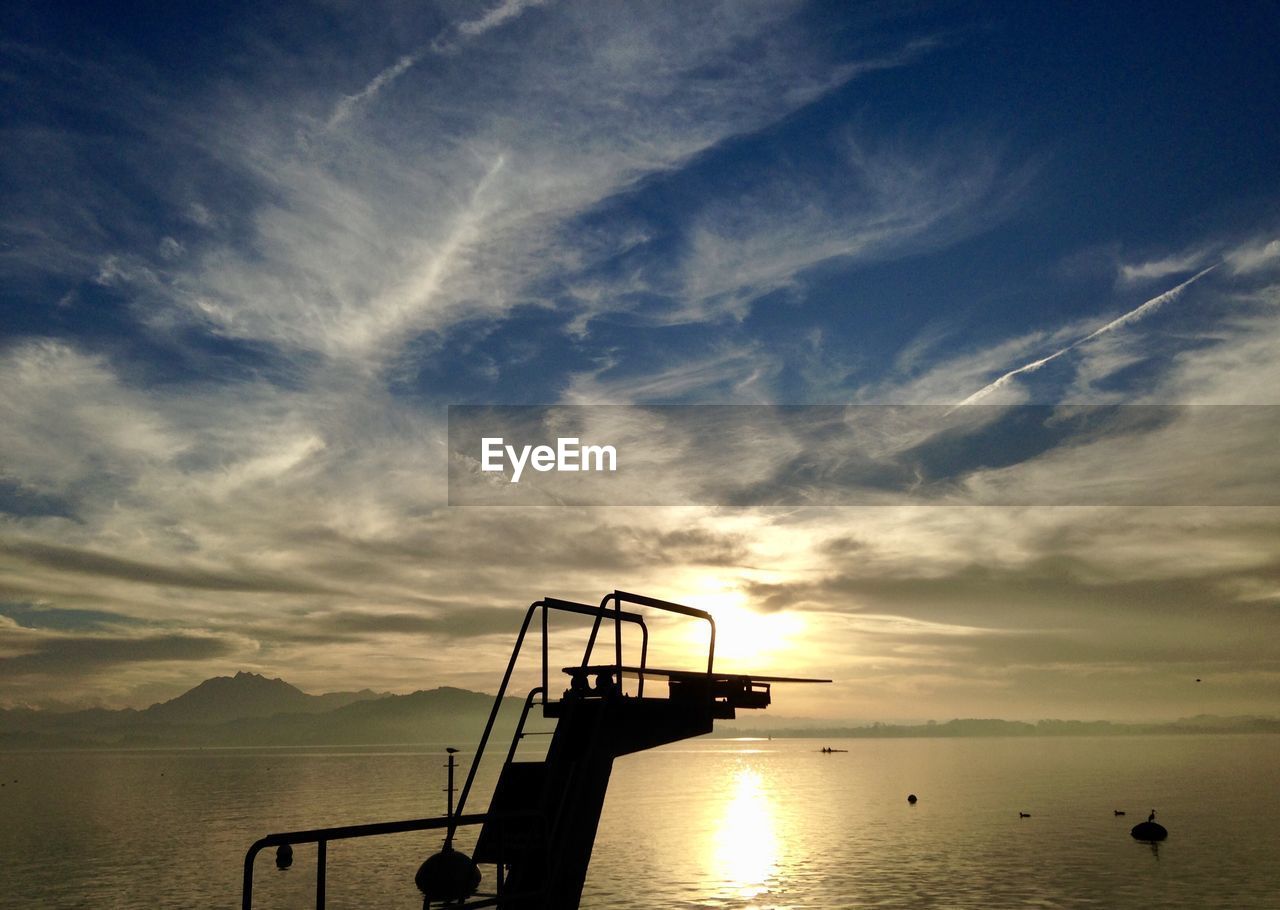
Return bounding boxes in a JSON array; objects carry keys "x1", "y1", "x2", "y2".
[
  {"x1": 719, "y1": 715, "x2": 1280, "y2": 739},
  {"x1": 141, "y1": 671, "x2": 384, "y2": 725},
  {"x1": 0, "y1": 673, "x2": 522, "y2": 750},
  {"x1": 191, "y1": 687, "x2": 525, "y2": 747}
]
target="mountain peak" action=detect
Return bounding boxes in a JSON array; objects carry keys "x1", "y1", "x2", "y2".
[
  {"x1": 143, "y1": 671, "x2": 312, "y2": 725},
  {"x1": 134, "y1": 672, "x2": 395, "y2": 725}
]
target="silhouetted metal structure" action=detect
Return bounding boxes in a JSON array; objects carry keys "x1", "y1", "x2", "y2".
[{"x1": 242, "y1": 590, "x2": 827, "y2": 909}]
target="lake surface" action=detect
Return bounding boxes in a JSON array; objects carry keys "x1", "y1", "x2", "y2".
[{"x1": 1, "y1": 735, "x2": 1276, "y2": 908}]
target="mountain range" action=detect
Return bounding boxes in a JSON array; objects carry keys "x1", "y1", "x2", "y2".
[
  {"x1": 2, "y1": 673, "x2": 1275, "y2": 750},
  {"x1": 0, "y1": 672, "x2": 524, "y2": 749}
]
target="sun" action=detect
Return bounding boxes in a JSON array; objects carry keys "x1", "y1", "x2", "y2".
[{"x1": 682, "y1": 580, "x2": 806, "y2": 669}]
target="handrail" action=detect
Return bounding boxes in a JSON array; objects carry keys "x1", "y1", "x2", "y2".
[
  {"x1": 242, "y1": 811, "x2": 490, "y2": 909},
  {"x1": 605, "y1": 590, "x2": 717, "y2": 674},
  {"x1": 540, "y1": 597, "x2": 647, "y2": 701},
  {"x1": 502, "y1": 687, "x2": 545, "y2": 770},
  {"x1": 453, "y1": 598, "x2": 650, "y2": 832},
  {"x1": 451, "y1": 599, "x2": 544, "y2": 838}
]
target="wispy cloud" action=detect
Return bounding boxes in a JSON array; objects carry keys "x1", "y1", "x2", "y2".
[
  {"x1": 138, "y1": 4, "x2": 943, "y2": 367},
  {"x1": 1225, "y1": 237, "x2": 1280, "y2": 275},
  {"x1": 1, "y1": 539, "x2": 335, "y2": 594},
  {"x1": 563, "y1": 344, "x2": 775, "y2": 404},
  {"x1": 1117, "y1": 247, "x2": 1212, "y2": 285},
  {"x1": 669, "y1": 135, "x2": 1024, "y2": 323}
]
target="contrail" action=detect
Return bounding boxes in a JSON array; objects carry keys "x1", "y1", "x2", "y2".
[
  {"x1": 326, "y1": 0, "x2": 549, "y2": 129},
  {"x1": 954, "y1": 263, "x2": 1218, "y2": 408},
  {"x1": 457, "y1": 0, "x2": 547, "y2": 39},
  {"x1": 326, "y1": 53, "x2": 422, "y2": 129},
  {"x1": 1076, "y1": 263, "x2": 1217, "y2": 343}
]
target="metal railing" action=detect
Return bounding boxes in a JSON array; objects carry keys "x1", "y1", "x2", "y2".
[
  {"x1": 242, "y1": 812, "x2": 488, "y2": 910},
  {"x1": 581, "y1": 590, "x2": 716, "y2": 681}
]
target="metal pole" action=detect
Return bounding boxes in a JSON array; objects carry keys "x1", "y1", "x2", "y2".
[
  {"x1": 242, "y1": 840, "x2": 266, "y2": 910},
  {"x1": 447, "y1": 751, "x2": 456, "y2": 818},
  {"x1": 315, "y1": 840, "x2": 326, "y2": 910}
]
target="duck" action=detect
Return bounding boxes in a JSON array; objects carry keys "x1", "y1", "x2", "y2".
[
  {"x1": 1114, "y1": 809, "x2": 1126, "y2": 816},
  {"x1": 1019, "y1": 812, "x2": 1031, "y2": 818}
]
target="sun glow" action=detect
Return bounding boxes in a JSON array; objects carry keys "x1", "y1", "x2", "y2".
[{"x1": 685, "y1": 581, "x2": 806, "y2": 668}]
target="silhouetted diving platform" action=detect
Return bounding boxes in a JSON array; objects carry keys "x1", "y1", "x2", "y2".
[{"x1": 241, "y1": 590, "x2": 828, "y2": 909}]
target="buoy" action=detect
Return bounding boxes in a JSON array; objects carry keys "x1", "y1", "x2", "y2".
[
  {"x1": 415, "y1": 845, "x2": 481, "y2": 903},
  {"x1": 907, "y1": 793, "x2": 917, "y2": 804},
  {"x1": 1130, "y1": 809, "x2": 1168, "y2": 841},
  {"x1": 275, "y1": 844, "x2": 293, "y2": 869},
  {"x1": 1131, "y1": 820, "x2": 1167, "y2": 840}
]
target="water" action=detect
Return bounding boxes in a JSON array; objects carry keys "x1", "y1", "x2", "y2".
[{"x1": 1, "y1": 735, "x2": 1276, "y2": 908}]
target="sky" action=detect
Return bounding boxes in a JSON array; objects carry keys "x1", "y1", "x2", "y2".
[{"x1": 2, "y1": 0, "x2": 1279, "y2": 721}]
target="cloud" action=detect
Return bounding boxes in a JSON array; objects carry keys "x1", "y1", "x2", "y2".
[
  {"x1": 1117, "y1": 248, "x2": 1211, "y2": 284},
  {"x1": 554, "y1": 120, "x2": 1027, "y2": 332},
  {"x1": 0, "y1": 340, "x2": 182, "y2": 495},
  {"x1": 311, "y1": 607, "x2": 524, "y2": 640},
  {"x1": 0, "y1": 602, "x2": 147, "y2": 633},
  {"x1": 0, "y1": 628, "x2": 241, "y2": 677},
  {"x1": 0, "y1": 540, "x2": 336, "y2": 594},
  {"x1": 45, "y1": 6, "x2": 957, "y2": 369},
  {"x1": 1225, "y1": 237, "x2": 1280, "y2": 275},
  {"x1": 563, "y1": 344, "x2": 775, "y2": 404},
  {"x1": 667, "y1": 135, "x2": 1024, "y2": 323}
]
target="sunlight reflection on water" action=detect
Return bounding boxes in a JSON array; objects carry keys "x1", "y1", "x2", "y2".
[
  {"x1": 712, "y1": 766, "x2": 779, "y2": 902},
  {"x1": 1, "y1": 736, "x2": 1278, "y2": 909}
]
